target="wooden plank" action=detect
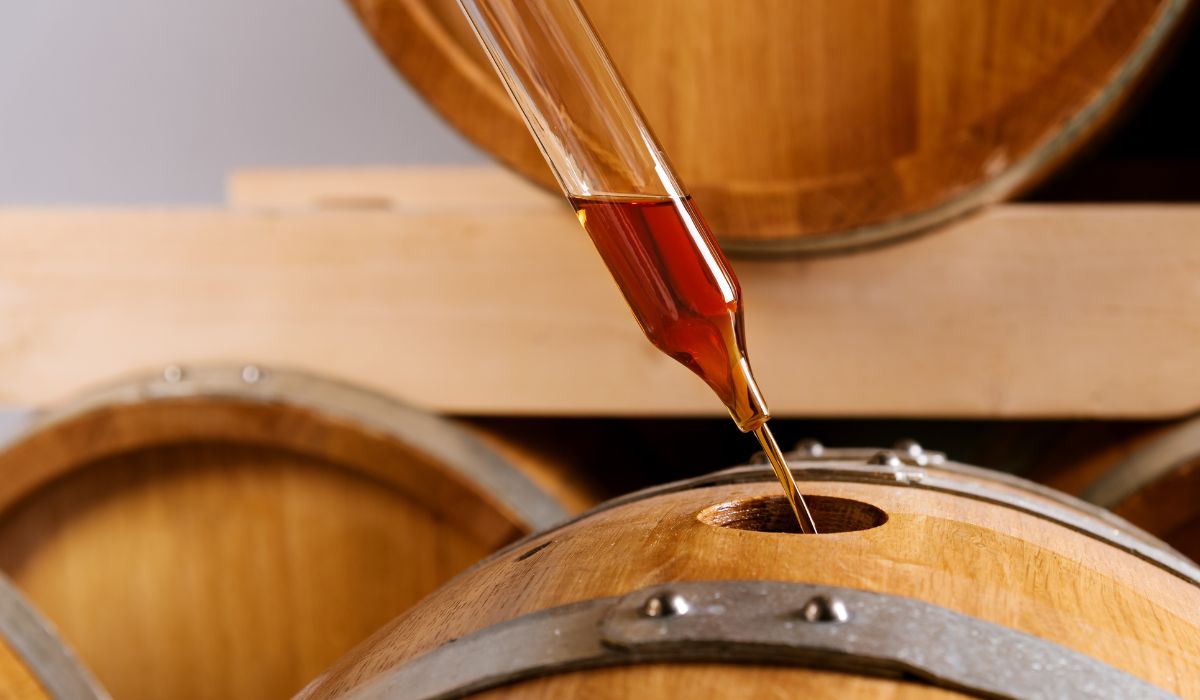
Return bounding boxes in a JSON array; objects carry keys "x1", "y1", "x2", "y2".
[
  {"x1": 2, "y1": 188, "x2": 1200, "y2": 417},
  {"x1": 227, "y1": 166, "x2": 560, "y2": 213}
]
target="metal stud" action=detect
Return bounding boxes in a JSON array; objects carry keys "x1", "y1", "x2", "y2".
[
  {"x1": 895, "y1": 469, "x2": 926, "y2": 485},
  {"x1": 893, "y1": 438, "x2": 943, "y2": 466},
  {"x1": 748, "y1": 452, "x2": 769, "y2": 465},
  {"x1": 640, "y1": 592, "x2": 690, "y2": 618},
  {"x1": 893, "y1": 438, "x2": 923, "y2": 458},
  {"x1": 894, "y1": 438, "x2": 947, "y2": 465},
  {"x1": 241, "y1": 365, "x2": 263, "y2": 384},
  {"x1": 799, "y1": 594, "x2": 849, "y2": 623},
  {"x1": 868, "y1": 450, "x2": 903, "y2": 468},
  {"x1": 793, "y1": 439, "x2": 825, "y2": 458},
  {"x1": 162, "y1": 365, "x2": 184, "y2": 383}
]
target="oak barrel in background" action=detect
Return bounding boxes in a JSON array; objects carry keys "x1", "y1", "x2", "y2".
[
  {"x1": 298, "y1": 448, "x2": 1200, "y2": 698},
  {"x1": 1031, "y1": 415, "x2": 1200, "y2": 563},
  {"x1": 350, "y1": 0, "x2": 1192, "y2": 251},
  {"x1": 0, "y1": 573, "x2": 104, "y2": 700},
  {"x1": 0, "y1": 366, "x2": 594, "y2": 700}
]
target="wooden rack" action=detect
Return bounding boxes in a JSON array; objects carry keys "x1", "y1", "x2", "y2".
[{"x1": 1, "y1": 166, "x2": 1198, "y2": 419}]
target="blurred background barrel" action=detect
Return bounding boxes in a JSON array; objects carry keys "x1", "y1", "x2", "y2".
[
  {"x1": 0, "y1": 573, "x2": 103, "y2": 700},
  {"x1": 0, "y1": 366, "x2": 598, "y2": 700},
  {"x1": 351, "y1": 0, "x2": 1192, "y2": 251},
  {"x1": 1031, "y1": 415, "x2": 1200, "y2": 562}
]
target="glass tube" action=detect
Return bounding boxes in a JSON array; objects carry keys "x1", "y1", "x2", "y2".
[
  {"x1": 457, "y1": 0, "x2": 775, "y2": 429},
  {"x1": 456, "y1": 0, "x2": 818, "y2": 534},
  {"x1": 455, "y1": 0, "x2": 679, "y2": 199}
]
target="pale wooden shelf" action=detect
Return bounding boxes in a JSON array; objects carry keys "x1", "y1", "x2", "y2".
[{"x1": 1, "y1": 166, "x2": 1197, "y2": 419}]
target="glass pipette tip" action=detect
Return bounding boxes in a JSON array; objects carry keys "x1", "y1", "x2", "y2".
[{"x1": 753, "y1": 423, "x2": 818, "y2": 534}]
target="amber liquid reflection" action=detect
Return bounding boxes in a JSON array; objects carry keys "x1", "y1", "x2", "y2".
[{"x1": 570, "y1": 194, "x2": 817, "y2": 533}]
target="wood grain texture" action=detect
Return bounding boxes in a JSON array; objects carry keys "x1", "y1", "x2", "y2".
[
  {"x1": 299, "y1": 478, "x2": 1200, "y2": 698},
  {"x1": 349, "y1": 0, "x2": 1189, "y2": 250},
  {"x1": 0, "y1": 444, "x2": 488, "y2": 700},
  {"x1": 228, "y1": 167, "x2": 558, "y2": 212},
  {"x1": 0, "y1": 637, "x2": 50, "y2": 700},
  {"x1": 0, "y1": 368, "x2": 586, "y2": 700},
  {"x1": 7, "y1": 171, "x2": 1200, "y2": 418}
]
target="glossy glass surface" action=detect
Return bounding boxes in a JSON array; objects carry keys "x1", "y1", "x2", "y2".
[{"x1": 570, "y1": 194, "x2": 768, "y2": 430}]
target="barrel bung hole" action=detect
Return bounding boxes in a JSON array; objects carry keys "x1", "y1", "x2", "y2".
[{"x1": 699, "y1": 495, "x2": 887, "y2": 534}]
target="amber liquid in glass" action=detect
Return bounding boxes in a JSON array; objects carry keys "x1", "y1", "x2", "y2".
[
  {"x1": 570, "y1": 194, "x2": 817, "y2": 533},
  {"x1": 569, "y1": 194, "x2": 764, "y2": 427}
]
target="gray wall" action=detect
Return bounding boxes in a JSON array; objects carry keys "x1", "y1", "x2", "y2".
[
  {"x1": 0, "y1": 0, "x2": 485, "y2": 205},
  {"x1": 0, "y1": 0, "x2": 485, "y2": 425}
]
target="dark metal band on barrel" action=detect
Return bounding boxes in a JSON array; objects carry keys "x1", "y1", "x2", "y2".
[
  {"x1": 0, "y1": 574, "x2": 106, "y2": 700},
  {"x1": 344, "y1": 579, "x2": 1172, "y2": 700}
]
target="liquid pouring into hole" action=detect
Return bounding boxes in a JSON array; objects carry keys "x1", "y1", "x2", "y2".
[{"x1": 699, "y1": 495, "x2": 888, "y2": 534}]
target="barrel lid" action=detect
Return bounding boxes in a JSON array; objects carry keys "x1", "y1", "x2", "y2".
[{"x1": 352, "y1": 0, "x2": 1190, "y2": 252}]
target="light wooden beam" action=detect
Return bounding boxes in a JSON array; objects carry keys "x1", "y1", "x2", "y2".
[{"x1": 1, "y1": 167, "x2": 1197, "y2": 418}]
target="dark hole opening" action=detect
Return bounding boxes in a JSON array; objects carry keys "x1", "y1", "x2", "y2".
[{"x1": 698, "y1": 495, "x2": 887, "y2": 534}]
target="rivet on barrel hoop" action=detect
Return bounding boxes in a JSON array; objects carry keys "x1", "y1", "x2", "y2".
[
  {"x1": 799, "y1": 594, "x2": 849, "y2": 623},
  {"x1": 162, "y1": 365, "x2": 184, "y2": 383},
  {"x1": 868, "y1": 451, "x2": 903, "y2": 468},
  {"x1": 639, "y1": 592, "x2": 690, "y2": 618},
  {"x1": 893, "y1": 438, "x2": 923, "y2": 458},
  {"x1": 892, "y1": 439, "x2": 945, "y2": 466},
  {"x1": 241, "y1": 365, "x2": 264, "y2": 383},
  {"x1": 794, "y1": 439, "x2": 825, "y2": 458}
]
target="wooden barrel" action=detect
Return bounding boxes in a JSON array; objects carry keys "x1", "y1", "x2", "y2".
[
  {"x1": 0, "y1": 573, "x2": 104, "y2": 700},
  {"x1": 352, "y1": 0, "x2": 1191, "y2": 252},
  {"x1": 1034, "y1": 416, "x2": 1200, "y2": 563},
  {"x1": 0, "y1": 365, "x2": 586, "y2": 700},
  {"x1": 298, "y1": 445, "x2": 1200, "y2": 698}
]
